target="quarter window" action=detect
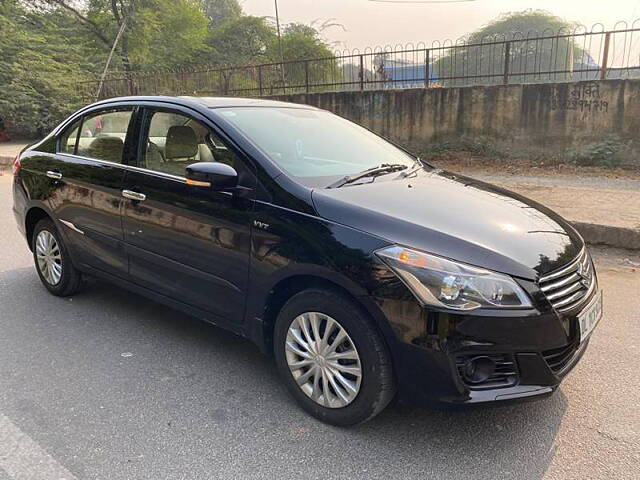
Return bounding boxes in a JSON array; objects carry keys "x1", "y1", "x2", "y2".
[
  {"x1": 77, "y1": 109, "x2": 133, "y2": 163},
  {"x1": 142, "y1": 111, "x2": 235, "y2": 177},
  {"x1": 59, "y1": 120, "x2": 81, "y2": 155}
]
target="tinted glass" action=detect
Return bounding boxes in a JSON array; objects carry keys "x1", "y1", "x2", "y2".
[
  {"x1": 142, "y1": 111, "x2": 234, "y2": 177},
  {"x1": 215, "y1": 107, "x2": 415, "y2": 182},
  {"x1": 78, "y1": 109, "x2": 132, "y2": 163}
]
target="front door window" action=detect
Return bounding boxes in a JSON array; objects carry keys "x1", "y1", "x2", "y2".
[{"x1": 142, "y1": 111, "x2": 235, "y2": 177}]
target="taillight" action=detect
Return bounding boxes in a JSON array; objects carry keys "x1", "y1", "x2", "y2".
[{"x1": 12, "y1": 155, "x2": 20, "y2": 176}]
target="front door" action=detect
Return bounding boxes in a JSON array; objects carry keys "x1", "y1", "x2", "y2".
[{"x1": 121, "y1": 107, "x2": 255, "y2": 325}]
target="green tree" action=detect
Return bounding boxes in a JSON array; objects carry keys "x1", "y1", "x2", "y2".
[
  {"x1": 206, "y1": 18, "x2": 339, "y2": 93},
  {"x1": 1, "y1": 0, "x2": 338, "y2": 136},
  {"x1": 278, "y1": 23, "x2": 334, "y2": 61},
  {"x1": 32, "y1": 1, "x2": 209, "y2": 72},
  {"x1": 35, "y1": 0, "x2": 136, "y2": 76},
  {"x1": 2, "y1": 0, "x2": 210, "y2": 136},
  {"x1": 432, "y1": 10, "x2": 587, "y2": 86},
  {"x1": 206, "y1": 15, "x2": 275, "y2": 66},
  {"x1": 204, "y1": 15, "x2": 276, "y2": 94},
  {"x1": 201, "y1": 0, "x2": 242, "y2": 27},
  {"x1": 0, "y1": 0, "x2": 88, "y2": 137},
  {"x1": 276, "y1": 23, "x2": 338, "y2": 91},
  {"x1": 126, "y1": 0, "x2": 208, "y2": 69}
]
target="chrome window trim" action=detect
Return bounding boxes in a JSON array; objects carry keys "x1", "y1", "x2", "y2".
[
  {"x1": 58, "y1": 152, "x2": 185, "y2": 182},
  {"x1": 55, "y1": 153, "x2": 233, "y2": 196}
]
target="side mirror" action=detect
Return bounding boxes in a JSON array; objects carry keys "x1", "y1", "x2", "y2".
[{"x1": 185, "y1": 162, "x2": 238, "y2": 190}]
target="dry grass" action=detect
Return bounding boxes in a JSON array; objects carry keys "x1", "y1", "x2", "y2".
[{"x1": 426, "y1": 150, "x2": 640, "y2": 180}]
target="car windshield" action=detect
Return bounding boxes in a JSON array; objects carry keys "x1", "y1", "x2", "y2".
[{"x1": 214, "y1": 107, "x2": 416, "y2": 186}]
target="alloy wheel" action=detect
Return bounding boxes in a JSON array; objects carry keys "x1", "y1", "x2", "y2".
[
  {"x1": 285, "y1": 312, "x2": 362, "y2": 408},
  {"x1": 35, "y1": 230, "x2": 62, "y2": 285}
]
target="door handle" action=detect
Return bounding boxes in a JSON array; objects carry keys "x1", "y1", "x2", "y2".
[
  {"x1": 122, "y1": 190, "x2": 146, "y2": 202},
  {"x1": 46, "y1": 170, "x2": 62, "y2": 180}
]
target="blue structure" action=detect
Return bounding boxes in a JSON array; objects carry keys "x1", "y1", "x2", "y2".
[{"x1": 380, "y1": 59, "x2": 438, "y2": 88}]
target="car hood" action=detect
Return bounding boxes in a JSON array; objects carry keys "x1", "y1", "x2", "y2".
[{"x1": 311, "y1": 169, "x2": 583, "y2": 281}]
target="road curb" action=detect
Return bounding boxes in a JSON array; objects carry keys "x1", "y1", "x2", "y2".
[{"x1": 573, "y1": 222, "x2": 640, "y2": 250}]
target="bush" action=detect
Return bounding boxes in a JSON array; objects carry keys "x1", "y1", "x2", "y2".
[{"x1": 568, "y1": 136, "x2": 625, "y2": 168}]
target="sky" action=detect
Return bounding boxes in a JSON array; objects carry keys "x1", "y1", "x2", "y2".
[{"x1": 242, "y1": 0, "x2": 640, "y2": 51}]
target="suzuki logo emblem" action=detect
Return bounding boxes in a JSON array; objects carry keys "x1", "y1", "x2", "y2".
[{"x1": 576, "y1": 259, "x2": 591, "y2": 287}]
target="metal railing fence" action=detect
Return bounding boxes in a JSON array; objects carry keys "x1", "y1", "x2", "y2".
[{"x1": 79, "y1": 20, "x2": 640, "y2": 101}]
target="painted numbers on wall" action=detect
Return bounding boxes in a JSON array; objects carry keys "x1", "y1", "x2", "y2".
[{"x1": 551, "y1": 82, "x2": 609, "y2": 113}]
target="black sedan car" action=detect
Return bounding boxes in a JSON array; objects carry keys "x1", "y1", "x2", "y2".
[{"x1": 12, "y1": 96, "x2": 602, "y2": 425}]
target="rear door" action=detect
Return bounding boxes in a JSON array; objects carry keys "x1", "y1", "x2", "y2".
[
  {"x1": 121, "y1": 106, "x2": 255, "y2": 325},
  {"x1": 52, "y1": 107, "x2": 135, "y2": 277}
]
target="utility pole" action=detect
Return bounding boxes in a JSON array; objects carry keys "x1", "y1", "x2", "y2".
[
  {"x1": 96, "y1": 16, "x2": 128, "y2": 100},
  {"x1": 274, "y1": 0, "x2": 286, "y2": 92}
]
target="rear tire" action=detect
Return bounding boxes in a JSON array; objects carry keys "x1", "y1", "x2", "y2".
[
  {"x1": 32, "y1": 219, "x2": 82, "y2": 297},
  {"x1": 274, "y1": 288, "x2": 395, "y2": 426}
]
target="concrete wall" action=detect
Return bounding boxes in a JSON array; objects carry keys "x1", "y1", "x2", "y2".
[{"x1": 271, "y1": 79, "x2": 640, "y2": 166}]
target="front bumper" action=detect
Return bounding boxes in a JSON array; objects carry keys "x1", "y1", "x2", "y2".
[
  {"x1": 374, "y1": 283, "x2": 599, "y2": 408},
  {"x1": 392, "y1": 333, "x2": 591, "y2": 408}
]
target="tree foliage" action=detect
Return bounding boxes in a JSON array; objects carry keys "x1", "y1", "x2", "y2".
[
  {"x1": 206, "y1": 15, "x2": 274, "y2": 66},
  {"x1": 279, "y1": 23, "x2": 334, "y2": 62},
  {"x1": 1, "y1": 0, "x2": 335, "y2": 137},
  {"x1": 126, "y1": 0, "x2": 208, "y2": 69},
  {"x1": 1, "y1": 0, "x2": 89, "y2": 137},
  {"x1": 466, "y1": 9, "x2": 579, "y2": 41},
  {"x1": 202, "y1": 0, "x2": 241, "y2": 27},
  {"x1": 433, "y1": 10, "x2": 587, "y2": 86}
]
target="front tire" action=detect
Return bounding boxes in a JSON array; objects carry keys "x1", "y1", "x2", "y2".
[
  {"x1": 274, "y1": 288, "x2": 395, "y2": 426},
  {"x1": 32, "y1": 219, "x2": 82, "y2": 296}
]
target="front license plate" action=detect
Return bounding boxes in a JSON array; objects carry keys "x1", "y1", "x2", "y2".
[{"x1": 578, "y1": 290, "x2": 603, "y2": 343}]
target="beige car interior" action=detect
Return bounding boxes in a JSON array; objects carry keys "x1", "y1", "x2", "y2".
[
  {"x1": 84, "y1": 136, "x2": 124, "y2": 164},
  {"x1": 61, "y1": 110, "x2": 234, "y2": 177},
  {"x1": 144, "y1": 113, "x2": 232, "y2": 177}
]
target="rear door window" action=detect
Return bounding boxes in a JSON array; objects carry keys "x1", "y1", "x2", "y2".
[{"x1": 77, "y1": 109, "x2": 133, "y2": 163}]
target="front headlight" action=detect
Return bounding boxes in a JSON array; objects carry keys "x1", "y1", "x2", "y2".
[{"x1": 376, "y1": 246, "x2": 532, "y2": 311}]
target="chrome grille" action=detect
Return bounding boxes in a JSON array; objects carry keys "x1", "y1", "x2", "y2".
[{"x1": 538, "y1": 249, "x2": 595, "y2": 313}]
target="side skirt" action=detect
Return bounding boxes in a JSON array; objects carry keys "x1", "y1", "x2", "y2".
[{"x1": 79, "y1": 264, "x2": 249, "y2": 341}]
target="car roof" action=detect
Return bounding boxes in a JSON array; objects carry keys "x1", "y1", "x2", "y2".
[{"x1": 89, "y1": 95, "x2": 318, "y2": 110}]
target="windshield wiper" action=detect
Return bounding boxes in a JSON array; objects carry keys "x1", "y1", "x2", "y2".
[
  {"x1": 397, "y1": 157, "x2": 424, "y2": 178},
  {"x1": 327, "y1": 163, "x2": 409, "y2": 188}
]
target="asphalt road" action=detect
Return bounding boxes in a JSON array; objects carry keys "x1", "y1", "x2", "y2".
[{"x1": 0, "y1": 174, "x2": 639, "y2": 480}]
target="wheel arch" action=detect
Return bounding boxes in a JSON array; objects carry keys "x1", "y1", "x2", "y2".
[
  {"x1": 24, "y1": 206, "x2": 54, "y2": 251},
  {"x1": 253, "y1": 272, "x2": 398, "y2": 359}
]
